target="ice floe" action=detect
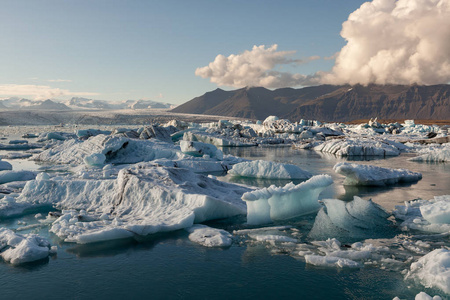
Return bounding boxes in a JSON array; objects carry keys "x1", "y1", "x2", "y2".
[
  {"x1": 229, "y1": 160, "x2": 312, "y2": 180},
  {"x1": 242, "y1": 175, "x2": 333, "y2": 225},
  {"x1": 309, "y1": 196, "x2": 392, "y2": 240},
  {"x1": 11, "y1": 165, "x2": 250, "y2": 243},
  {"x1": 0, "y1": 170, "x2": 36, "y2": 184},
  {"x1": 406, "y1": 248, "x2": 450, "y2": 294},
  {"x1": 394, "y1": 195, "x2": 450, "y2": 233},
  {"x1": 0, "y1": 228, "x2": 56, "y2": 265},
  {"x1": 314, "y1": 138, "x2": 403, "y2": 156},
  {"x1": 186, "y1": 224, "x2": 232, "y2": 247},
  {"x1": 333, "y1": 162, "x2": 422, "y2": 186}
]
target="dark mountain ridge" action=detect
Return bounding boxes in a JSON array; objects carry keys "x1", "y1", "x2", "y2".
[{"x1": 171, "y1": 84, "x2": 450, "y2": 122}]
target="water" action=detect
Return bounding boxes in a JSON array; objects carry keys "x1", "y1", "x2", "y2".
[{"x1": 1, "y1": 140, "x2": 450, "y2": 299}]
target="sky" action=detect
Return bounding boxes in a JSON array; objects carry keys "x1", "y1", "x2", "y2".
[{"x1": 1, "y1": 0, "x2": 449, "y2": 104}]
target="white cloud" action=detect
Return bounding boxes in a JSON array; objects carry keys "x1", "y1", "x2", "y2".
[
  {"x1": 0, "y1": 84, "x2": 99, "y2": 100},
  {"x1": 197, "y1": 0, "x2": 450, "y2": 88},
  {"x1": 195, "y1": 44, "x2": 320, "y2": 88},
  {"x1": 321, "y1": 0, "x2": 450, "y2": 85},
  {"x1": 47, "y1": 79, "x2": 72, "y2": 83}
]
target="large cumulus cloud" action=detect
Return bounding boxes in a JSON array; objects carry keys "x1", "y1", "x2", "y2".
[
  {"x1": 196, "y1": 0, "x2": 450, "y2": 88},
  {"x1": 322, "y1": 0, "x2": 450, "y2": 85},
  {"x1": 195, "y1": 45, "x2": 320, "y2": 88}
]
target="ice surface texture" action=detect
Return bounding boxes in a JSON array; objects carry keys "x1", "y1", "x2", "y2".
[
  {"x1": 309, "y1": 196, "x2": 391, "y2": 240},
  {"x1": 406, "y1": 248, "x2": 450, "y2": 294},
  {"x1": 14, "y1": 165, "x2": 250, "y2": 243},
  {"x1": 314, "y1": 138, "x2": 402, "y2": 156},
  {"x1": 0, "y1": 228, "x2": 55, "y2": 265},
  {"x1": 333, "y1": 162, "x2": 422, "y2": 186},
  {"x1": 229, "y1": 160, "x2": 312, "y2": 180},
  {"x1": 186, "y1": 224, "x2": 232, "y2": 247},
  {"x1": 0, "y1": 170, "x2": 36, "y2": 184},
  {"x1": 242, "y1": 175, "x2": 333, "y2": 225},
  {"x1": 33, "y1": 134, "x2": 181, "y2": 165},
  {"x1": 409, "y1": 148, "x2": 450, "y2": 163}
]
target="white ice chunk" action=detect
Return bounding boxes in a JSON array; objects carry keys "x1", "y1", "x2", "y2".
[
  {"x1": 409, "y1": 149, "x2": 450, "y2": 163},
  {"x1": 15, "y1": 166, "x2": 250, "y2": 243},
  {"x1": 309, "y1": 196, "x2": 391, "y2": 240},
  {"x1": 229, "y1": 160, "x2": 312, "y2": 180},
  {"x1": 180, "y1": 140, "x2": 224, "y2": 160},
  {"x1": 33, "y1": 134, "x2": 182, "y2": 165},
  {"x1": 314, "y1": 138, "x2": 401, "y2": 156},
  {"x1": 406, "y1": 248, "x2": 450, "y2": 294},
  {"x1": 242, "y1": 175, "x2": 333, "y2": 225},
  {"x1": 186, "y1": 224, "x2": 232, "y2": 247},
  {"x1": 84, "y1": 153, "x2": 106, "y2": 167},
  {"x1": 0, "y1": 228, "x2": 54, "y2": 265},
  {"x1": 304, "y1": 254, "x2": 360, "y2": 268},
  {"x1": 414, "y1": 292, "x2": 442, "y2": 300},
  {"x1": 333, "y1": 162, "x2": 422, "y2": 186},
  {"x1": 0, "y1": 170, "x2": 36, "y2": 184},
  {"x1": 394, "y1": 196, "x2": 450, "y2": 233}
]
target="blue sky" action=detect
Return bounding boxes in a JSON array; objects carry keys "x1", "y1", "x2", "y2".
[{"x1": 0, "y1": 0, "x2": 368, "y2": 104}]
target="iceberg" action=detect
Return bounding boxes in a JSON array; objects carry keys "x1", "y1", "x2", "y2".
[
  {"x1": 333, "y1": 162, "x2": 422, "y2": 186},
  {"x1": 394, "y1": 196, "x2": 450, "y2": 233},
  {"x1": 242, "y1": 175, "x2": 333, "y2": 225},
  {"x1": 180, "y1": 140, "x2": 224, "y2": 160},
  {"x1": 304, "y1": 255, "x2": 361, "y2": 268},
  {"x1": 406, "y1": 248, "x2": 450, "y2": 294},
  {"x1": 0, "y1": 228, "x2": 56, "y2": 265},
  {"x1": 0, "y1": 159, "x2": 12, "y2": 171},
  {"x1": 409, "y1": 148, "x2": 450, "y2": 163},
  {"x1": 228, "y1": 160, "x2": 312, "y2": 180},
  {"x1": 0, "y1": 170, "x2": 36, "y2": 184},
  {"x1": 314, "y1": 138, "x2": 401, "y2": 156},
  {"x1": 186, "y1": 224, "x2": 232, "y2": 247},
  {"x1": 33, "y1": 134, "x2": 181, "y2": 165},
  {"x1": 13, "y1": 165, "x2": 250, "y2": 243},
  {"x1": 308, "y1": 196, "x2": 392, "y2": 240}
]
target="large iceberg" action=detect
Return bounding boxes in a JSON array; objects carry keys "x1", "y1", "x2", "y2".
[
  {"x1": 33, "y1": 134, "x2": 181, "y2": 165},
  {"x1": 12, "y1": 165, "x2": 250, "y2": 243},
  {"x1": 333, "y1": 162, "x2": 422, "y2": 186},
  {"x1": 314, "y1": 138, "x2": 402, "y2": 156},
  {"x1": 308, "y1": 196, "x2": 392, "y2": 240},
  {"x1": 242, "y1": 175, "x2": 333, "y2": 225},
  {"x1": 229, "y1": 160, "x2": 312, "y2": 180}
]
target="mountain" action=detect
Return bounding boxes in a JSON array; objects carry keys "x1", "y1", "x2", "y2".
[
  {"x1": 65, "y1": 97, "x2": 175, "y2": 110},
  {"x1": 171, "y1": 84, "x2": 450, "y2": 121},
  {"x1": 0, "y1": 98, "x2": 71, "y2": 110}
]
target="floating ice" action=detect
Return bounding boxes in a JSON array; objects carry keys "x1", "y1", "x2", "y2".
[
  {"x1": 314, "y1": 138, "x2": 401, "y2": 156},
  {"x1": 183, "y1": 131, "x2": 256, "y2": 147},
  {"x1": 394, "y1": 196, "x2": 450, "y2": 233},
  {"x1": 309, "y1": 196, "x2": 391, "y2": 240},
  {"x1": 229, "y1": 160, "x2": 312, "y2": 180},
  {"x1": 242, "y1": 175, "x2": 333, "y2": 225},
  {"x1": 406, "y1": 248, "x2": 450, "y2": 294},
  {"x1": 0, "y1": 159, "x2": 12, "y2": 171},
  {"x1": 14, "y1": 165, "x2": 250, "y2": 243},
  {"x1": 0, "y1": 228, "x2": 55, "y2": 265},
  {"x1": 33, "y1": 134, "x2": 181, "y2": 165},
  {"x1": 413, "y1": 292, "x2": 442, "y2": 300},
  {"x1": 333, "y1": 162, "x2": 422, "y2": 186},
  {"x1": 409, "y1": 149, "x2": 450, "y2": 163},
  {"x1": 304, "y1": 254, "x2": 360, "y2": 268},
  {"x1": 84, "y1": 153, "x2": 106, "y2": 167},
  {"x1": 186, "y1": 224, "x2": 232, "y2": 247},
  {"x1": 0, "y1": 170, "x2": 36, "y2": 184},
  {"x1": 180, "y1": 140, "x2": 224, "y2": 160}
]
